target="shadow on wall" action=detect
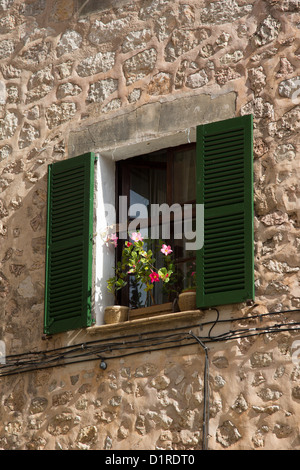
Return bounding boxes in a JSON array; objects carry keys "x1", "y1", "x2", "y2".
[
  {"x1": 76, "y1": 0, "x2": 129, "y2": 16},
  {"x1": 0, "y1": 161, "x2": 49, "y2": 353}
]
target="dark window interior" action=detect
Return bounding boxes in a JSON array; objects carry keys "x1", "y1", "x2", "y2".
[{"x1": 116, "y1": 143, "x2": 196, "y2": 309}]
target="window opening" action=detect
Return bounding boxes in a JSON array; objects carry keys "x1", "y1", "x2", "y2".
[{"x1": 116, "y1": 144, "x2": 196, "y2": 310}]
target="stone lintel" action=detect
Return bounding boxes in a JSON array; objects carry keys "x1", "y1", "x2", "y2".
[{"x1": 68, "y1": 92, "x2": 237, "y2": 161}]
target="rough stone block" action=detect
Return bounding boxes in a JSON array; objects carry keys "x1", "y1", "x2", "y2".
[
  {"x1": 88, "y1": 18, "x2": 131, "y2": 46},
  {"x1": 45, "y1": 102, "x2": 77, "y2": 129},
  {"x1": 87, "y1": 79, "x2": 118, "y2": 104},
  {"x1": 123, "y1": 48, "x2": 157, "y2": 85},
  {"x1": 200, "y1": 0, "x2": 253, "y2": 24},
  {"x1": 0, "y1": 39, "x2": 14, "y2": 59},
  {"x1": 77, "y1": 52, "x2": 115, "y2": 77},
  {"x1": 56, "y1": 30, "x2": 82, "y2": 57},
  {"x1": 0, "y1": 111, "x2": 18, "y2": 140}
]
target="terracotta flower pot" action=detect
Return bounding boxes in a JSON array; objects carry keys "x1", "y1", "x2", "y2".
[
  {"x1": 104, "y1": 306, "x2": 129, "y2": 324},
  {"x1": 178, "y1": 290, "x2": 197, "y2": 312}
]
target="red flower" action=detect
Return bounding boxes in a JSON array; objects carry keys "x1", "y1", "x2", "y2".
[{"x1": 149, "y1": 272, "x2": 159, "y2": 283}]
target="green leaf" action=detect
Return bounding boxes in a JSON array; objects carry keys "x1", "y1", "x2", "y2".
[{"x1": 158, "y1": 267, "x2": 167, "y2": 276}]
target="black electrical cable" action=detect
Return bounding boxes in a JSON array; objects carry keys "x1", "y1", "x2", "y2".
[
  {"x1": 199, "y1": 319, "x2": 300, "y2": 344},
  {"x1": 4, "y1": 322, "x2": 300, "y2": 378},
  {"x1": 208, "y1": 307, "x2": 220, "y2": 339},
  {"x1": 0, "y1": 332, "x2": 195, "y2": 377},
  {"x1": 2, "y1": 323, "x2": 203, "y2": 361},
  {"x1": 199, "y1": 307, "x2": 300, "y2": 330},
  {"x1": 2, "y1": 308, "x2": 299, "y2": 363},
  {"x1": 1, "y1": 308, "x2": 300, "y2": 378},
  {"x1": 0, "y1": 338, "x2": 197, "y2": 377},
  {"x1": 203, "y1": 325, "x2": 300, "y2": 343}
]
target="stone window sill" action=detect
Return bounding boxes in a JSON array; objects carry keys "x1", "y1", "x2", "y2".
[{"x1": 86, "y1": 309, "x2": 204, "y2": 339}]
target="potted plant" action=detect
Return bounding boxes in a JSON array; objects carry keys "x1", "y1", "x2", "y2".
[
  {"x1": 104, "y1": 230, "x2": 174, "y2": 322},
  {"x1": 102, "y1": 231, "x2": 129, "y2": 324},
  {"x1": 178, "y1": 261, "x2": 197, "y2": 312},
  {"x1": 129, "y1": 237, "x2": 175, "y2": 318}
]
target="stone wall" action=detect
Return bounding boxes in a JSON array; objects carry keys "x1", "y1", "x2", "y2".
[
  {"x1": 2, "y1": 307, "x2": 300, "y2": 451},
  {"x1": 0, "y1": 0, "x2": 299, "y2": 450}
]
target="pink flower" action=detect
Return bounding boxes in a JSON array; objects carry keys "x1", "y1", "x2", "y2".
[
  {"x1": 109, "y1": 233, "x2": 118, "y2": 247},
  {"x1": 161, "y1": 244, "x2": 172, "y2": 256},
  {"x1": 131, "y1": 232, "x2": 143, "y2": 242},
  {"x1": 149, "y1": 272, "x2": 160, "y2": 283}
]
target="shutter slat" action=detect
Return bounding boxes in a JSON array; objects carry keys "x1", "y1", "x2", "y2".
[
  {"x1": 52, "y1": 176, "x2": 85, "y2": 192},
  {"x1": 51, "y1": 207, "x2": 85, "y2": 221},
  {"x1": 49, "y1": 309, "x2": 82, "y2": 321},
  {"x1": 205, "y1": 275, "x2": 245, "y2": 288},
  {"x1": 204, "y1": 163, "x2": 244, "y2": 177},
  {"x1": 52, "y1": 191, "x2": 85, "y2": 207},
  {"x1": 51, "y1": 166, "x2": 85, "y2": 181},
  {"x1": 44, "y1": 152, "x2": 95, "y2": 335},
  {"x1": 51, "y1": 218, "x2": 84, "y2": 231},
  {"x1": 49, "y1": 298, "x2": 83, "y2": 313},
  {"x1": 204, "y1": 141, "x2": 244, "y2": 153},
  {"x1": 204, "y1": 156, "x2": 244, "y2": 169},
  {"x1": 204, "y1": 284, "x2": 245, "y2": 294},
  {"x1": 51, "y1": 215, "x2": 85, "y2": 230},
  {"x1": 203, "y1": 255, "x2": 246, "y2": 269},
  {"x1": 204, "y1": 147, "x2": 245, "y2": 159},
  {"x1": 51, "y1": 227, "x2": 84, "y2": 240},
  {"x1": 205, "y1": 188, "x2": 244, "y2": 200},
  {"x1": 204, "y1": 243, "x2": 245, "y2": 255},
  {"x1": 204, "y1": 127, "x2": 244, "y2": 139},
  {"x1": 205, "y1": 183, "x2": 244, "y2": 195},
  {"x1": 196, "y1": 115, "x2": 254, "y2": 308},
  {"x1": 50, "y1": 243, "x2": 83, "y2": 260},
  {"x1": 205, "y1": 266, "x2": 245, "y2": 278},
  {"x1": 49, "y1": 265, "x2": 84, "y2": 280},
  {"x1": 49, "y1": 282, "x2": 83, "y2": 295},
  {"x1": 204, "y1": 167, "x2": 244, "y2": 181},
  {"x1": 48, "y1": 288, "x2": 83, "y2": 303},
  {"x1": 205, "y1": 235, "x2": 245, "y2": 250}
]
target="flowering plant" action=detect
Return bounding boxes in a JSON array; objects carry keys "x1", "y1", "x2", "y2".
[{"x1": 106, "y1": 231, "x2": 173, "y2": 306}]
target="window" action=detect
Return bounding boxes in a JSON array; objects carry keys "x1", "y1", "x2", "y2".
[
  {"x1": 116, "y1": 144, "x2": 197, "y2": 309},
  {"x1": 44, "y1": 115, "x2": 254, "y2": 335}
]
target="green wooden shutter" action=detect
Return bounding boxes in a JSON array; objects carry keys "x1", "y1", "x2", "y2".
[
  {"x1": 196, "y1": 115, "x2": 254, "y2": 308},
  {"x1": 44, "y1": 152, "x2": 95, "y2": 335}
]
